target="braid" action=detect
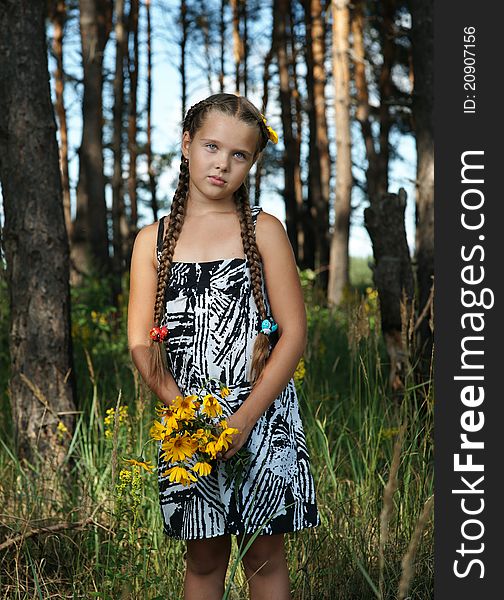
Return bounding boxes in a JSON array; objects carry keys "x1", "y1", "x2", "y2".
[
  {"x1": 148, "y1": 157, "x2": 190, "y2": 389},
  {"x1": 235, "y1": 184, "x2": 272, "y2": 386}
]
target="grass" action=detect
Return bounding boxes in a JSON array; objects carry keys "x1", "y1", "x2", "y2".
[{"x1": 0, "y1": 260, "x2": 433, "y2": 599}]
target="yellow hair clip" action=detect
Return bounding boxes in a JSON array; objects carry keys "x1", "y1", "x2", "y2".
[{"x1": 260, "y1": 113, "x2": 279, "y2": 144}]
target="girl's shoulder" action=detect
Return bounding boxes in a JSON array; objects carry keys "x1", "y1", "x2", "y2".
[
  {"x1": 133, "y1": 218, "x2": 170, "y2": 270},
  {"x1": 254, "y1": 209, "x2": 288, "y2": 259}
]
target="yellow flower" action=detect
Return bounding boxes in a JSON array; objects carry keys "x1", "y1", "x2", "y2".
[
  {"x1": 57, "y1": 421, "x2": 68, "y2": 434},
  {"x1": 294, "y1": 357, "x2": 306, "y2": 385},
  {"x1": 260, "y1": 113, "x2": 279, "y2": 144},
  {"x1": 220, "y1": 387, "x2": 230, "y2": 398},
  {"x1": 150, "y1": 420, "x2": 169, "y2": 440},
  {"x1": 161, "y1": 433, "x2": 198, "y2": 463},
  {"x1": 155, "y1": 403, "x2": 180, "y2": 430},
  {"x1": 173, "y1": 395, "x2": 198, "y2": 420},
  {"x1": 162, "y1": 465, "x2": 198, "y2": 486},
  {"x1": 123, "y1": 458, "x2": 155, "y2": 473},
  {"x1": 192, "y1": 461, "x2": 213, "y2": 477},
  {"x1": 201, "y1": 394, "x2": 223, "y2": 418},
  {"x1": 215, "y1": 427, "x2": 239, "y2": 453},
  {"x1": 219, "y1": 419, "x2": 228, "y2": 429},
  {"x1": 119, "y1": 469, "x2": 132, "y2": 482},
  {"x1": 205, "y1": 440, "x2": 219, "y2": 459}
]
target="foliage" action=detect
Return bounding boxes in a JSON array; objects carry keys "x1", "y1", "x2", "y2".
[{"x1": 0, "y1": 270, "x2": 433, "y2": 598}]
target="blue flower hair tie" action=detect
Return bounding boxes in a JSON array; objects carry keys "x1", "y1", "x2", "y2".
[{"x1": 260, "y1": 316, "x2": 278, "y2": 336}]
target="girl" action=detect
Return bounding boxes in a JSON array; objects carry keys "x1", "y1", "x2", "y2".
[{"x1": 127, "y1": 93, "x2": 319, "y2": 600}]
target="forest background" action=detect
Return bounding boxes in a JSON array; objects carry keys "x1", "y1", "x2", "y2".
[{"x1": 0, "y1": 0, "x2": 433, "y2": 598}]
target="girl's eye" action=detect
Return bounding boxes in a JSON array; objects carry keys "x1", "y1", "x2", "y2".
[
  {"x1": 206, "y1": 143, "x2": 217, "y2": 150},
  {"x1": 234, "y1": 152, "x2": 246, "y2": 160}
]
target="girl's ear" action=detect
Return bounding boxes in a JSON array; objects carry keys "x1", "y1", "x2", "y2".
[{"x1": 181, "y1": 131, "x2": 191, "y2": 159}]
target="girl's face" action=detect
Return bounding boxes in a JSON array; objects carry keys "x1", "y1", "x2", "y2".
[{"x1": 181, "y1": 111, "x2": 260, "y2": 204}]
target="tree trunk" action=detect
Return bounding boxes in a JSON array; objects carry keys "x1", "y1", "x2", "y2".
[
  {"x1": 230, "y1": 0, "x2": 243, "y2": 94},
  {"x1": 328, "y1": 0, "x2": 352, "y2": 306},
  {"x1": 49, "y1": 0, "x2": 72, "y2": 240},
  {"x1": 74, "y1": 0, "x2": 112, "y2": 282},
  {"x1": 112, "y1": 0, "x2": 128, "y2": 304},
  {"x1": 180, "y1": 0, "x2": 188, "y2": 120},
  {"x1": 364, "y1": 188, "x2": 415, "y2": 401},
  {"x1": 408, "y1": 0, "x2": 434, "y2": 388},
  {"x1": 255, "y1": 4, "x2": 276, "y2": 207},
  {"x1": 302, "y1": 0, "x2": 330, "y2": 278},
  {"x1": 219, "y1": 0, "x2": 225, "y2": 93},
  {"x1": 126, "y1": 0, "x2": 139, "y2": 270},
  {"x1": 287, "y1": 4, "x2": 304, "y2": 269},
  {"x1": 146, "y1": 0, "x2": 158, "y2": 221},
  {"x1": 242, "y1": 0, "x2": 248, "y2": 97},
  {"x1": 351, "y1": 0, "x2": 391, "y2": 200},
  {"x1": 0, "y1": 0, "x2": 76, "y2": 473},
  {"x1": 276, "y1": 0, "x2": 299, "y2": 260}
]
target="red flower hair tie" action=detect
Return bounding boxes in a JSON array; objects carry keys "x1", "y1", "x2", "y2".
[{"x1": 149, "y1": 325, "x2": 169, "y2": 342}]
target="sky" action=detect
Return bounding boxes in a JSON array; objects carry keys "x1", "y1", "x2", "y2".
[{"x1": 1, "y1": 1, "x2": 417, "y2": 261}]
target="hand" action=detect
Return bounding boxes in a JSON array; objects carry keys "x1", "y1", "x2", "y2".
[{"x1": 217, "y1": 411, "x2": 255, "y2": 461}]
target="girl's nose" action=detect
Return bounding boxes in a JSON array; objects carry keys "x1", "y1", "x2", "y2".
[{"x1": 216, "y1": 153, "x2": 229, "y2": 171}]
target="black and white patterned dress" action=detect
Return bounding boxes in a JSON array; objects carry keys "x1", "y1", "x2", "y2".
[{"x1": 156, "y1": 205, "x2": 320, "y2": 540}]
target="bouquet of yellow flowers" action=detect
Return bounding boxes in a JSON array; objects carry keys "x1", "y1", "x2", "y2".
[{"x1": 150, "y1": 379, "x2": 252, "y2": 491}]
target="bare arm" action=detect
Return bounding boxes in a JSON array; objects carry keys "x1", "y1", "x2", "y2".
[
  {"x1": 127, "y1": 222, "x2": 182, "y2": 405},
  {"x1": 237, "y1": 211, "x2": 307, "y2": 427}
]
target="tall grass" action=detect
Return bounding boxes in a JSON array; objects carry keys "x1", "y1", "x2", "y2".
[{"x1": 0, "y1": 267, "x2": 433, "y2": 599}]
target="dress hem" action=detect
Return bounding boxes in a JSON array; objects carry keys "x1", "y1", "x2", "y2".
[{"x1": 161, "y1": 516, "x2": 320, "y2": 541}]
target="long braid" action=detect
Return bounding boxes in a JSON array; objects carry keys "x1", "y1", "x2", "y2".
[
  {"x1": 148, "y1": 158, "x2": 190, "y2": 389},
  {"x1": 235, "y1": 183, "x2": 272, "y2": 386}
]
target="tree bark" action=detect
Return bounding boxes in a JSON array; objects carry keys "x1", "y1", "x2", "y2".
[
  {"x1": 230, "y1": 0, "x2": 244, "y2": 94},
  {"x1": 111, "y1": 0, "x2": 128, "y2": 303},
  {"x1": 351, "y1": 0, "x2": 393, "y2": 200},
  {"x1": 146, "y1": 0, "x2": 158, "y2": 221},
  {"x1": 126, "y1": 0, "x2": 139, "y2": 270},
  {"x1": 303, "y1": 0, "x2": 331, "y2": 279},
  {"x1": 408, "y1": 0, "x2": 434, "y2": 387},
  {"x1": 49, "y1": 0, "x2": 72, "y2": 240},
  {"x1": 0, "y1": 0, "x2": 76, "y2": 472},
  {"x1": 275, "y1": 0, "x2": 299, "y2": 260},
  {"x1": 74, "y1": 0, "x2": 112, "y2": 282},
  {"x1": 180, "y1": 0, "x2": 188, "y2": 120},
  {"x1": 328, "y1": 0, "x2": 352, "y2": 305},
  {"x1": 219, "y1": 0, "x2": 226, "y2": 93},
  {"x1": 364, "y1": 188, "x2": 415, "y2": 400}
]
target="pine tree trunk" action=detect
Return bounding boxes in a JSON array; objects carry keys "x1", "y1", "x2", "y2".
[
  {"x1": 127, "y1": 0, "x2": 139, "y2": 269},
  {"x1": 146, "y1": 0, "x2": 158, "y2": 221},
  {"x1": 287, "y1": 4, "x2": 304, "y2": 269},
  {"x1": 230, "y1": 0, "x2": 243, "y2": 94},
  {"x1": 180, "y1": 0, "x2": 188, "y2": 120},
  {"x1": 328, "y1": 0, "x2": 352, "y2": 306},
  {"x1": 276, "y1": 0, "x2": 299, "y2": 260},
  {"x1": 351, "y1": 0, "x2": 390, "y2": 200},
  {"x1": 408, "y1": 0, "x2": 434, "y2": 388},
  {"x1": 364, "y1": 189, "x2": 415, "y2": 400},
  {"x1": 112, "y1": 0, "x2": 127, "y2": 303},
  {"x1": 50, "y1": 0, "x2": 72, "y2": 240},
  {"x1": 219, "y1": 0, "x2": 225, "y2": 93},
  {"x1": 74, "y1": 0, "x2": 112, "y2": 281},
  {"x1": 0, "y1": 0, "x2": 76, "y2": 473},
  {"x1": 303, "y1": 0, "x2": 331, "y2": 276}
]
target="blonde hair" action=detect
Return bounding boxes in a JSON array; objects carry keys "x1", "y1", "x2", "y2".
[{"x1": 149, "y1": 93, "x2": 274, "y2": 393}]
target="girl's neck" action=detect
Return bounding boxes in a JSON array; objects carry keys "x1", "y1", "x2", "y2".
[{"x1": 185, "y1": 193, "x2": 237, "y2": 218}]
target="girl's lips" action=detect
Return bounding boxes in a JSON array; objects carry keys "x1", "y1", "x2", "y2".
[{"x1": 208, "y1": 176, "x2": 226, "y2": 186}]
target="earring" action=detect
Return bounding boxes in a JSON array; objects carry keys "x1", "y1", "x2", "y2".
[{"x1": 182, "y1": 156, "x2": 189, "y2": 164}]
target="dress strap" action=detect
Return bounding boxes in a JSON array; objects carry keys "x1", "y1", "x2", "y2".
[
  {"x1": 250, "y1": 205, "x2": 263, "y2": 233},
  {"x1": 156, "y1": 216, "x2": 166, "y2": 257}
]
